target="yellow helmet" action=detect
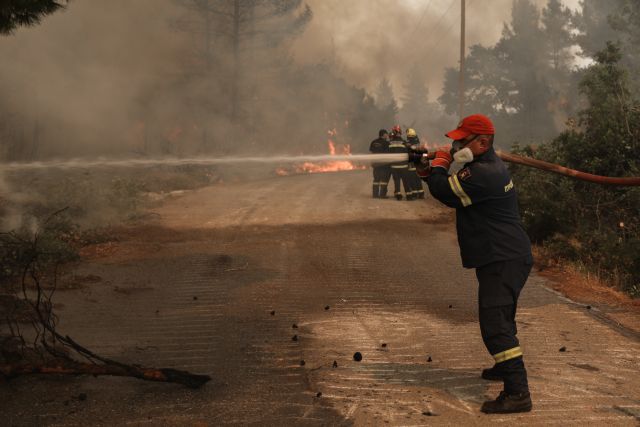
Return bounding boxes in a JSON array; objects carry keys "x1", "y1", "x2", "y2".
[{"x1": 406, "y1": 128, "x2": 417, "y2": 138}]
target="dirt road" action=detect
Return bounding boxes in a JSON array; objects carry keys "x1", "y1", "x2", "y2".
[{"x1": 2, "y1": 170, "x2": 640, "y2": 425}]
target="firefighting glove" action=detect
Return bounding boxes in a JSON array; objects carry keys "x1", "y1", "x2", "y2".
[{"x1": 431, "y1": 150, "x2": 453, "y2": 171}]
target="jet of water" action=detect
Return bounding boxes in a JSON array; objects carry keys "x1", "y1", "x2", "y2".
[{"x1": 0, "y1": 153, "x2": 408, "y2": 171}]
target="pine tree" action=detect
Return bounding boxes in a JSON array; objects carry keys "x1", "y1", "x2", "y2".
[
  {"x1": 400, "y1": 65, "x2": 429, "y2": 126},
  {"x1": 541, "y1": 0, "x2": 573, "y2": 71},
  {"x1": 573, "y1": 0, "x2": 626, "y2": 58},
  {"x1": 400, "y1": 63, "x2": 446, "y2": 139},
  {"x1": 374, "y1": 78, "x2": 398, "y2": 123},
  {"x1": 610, "y1": 0, "x2": 640, "y2": 94},
  {"x1": 174, "y1": 0, "x2": 312, "y2": 125},
  {"x1": 541, "y1": 0, "x2": 576, "y2": 128},
  {"x1": 0, "y1": 0, "x2": 66, "y2": 35},
  {"x1": 439, "y1": 0, "x2": 558, "y2": 145}
]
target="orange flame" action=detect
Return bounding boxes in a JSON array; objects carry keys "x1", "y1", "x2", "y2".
[{"x1": 275, "y1": 128, "x2": 365, "y2": 176}]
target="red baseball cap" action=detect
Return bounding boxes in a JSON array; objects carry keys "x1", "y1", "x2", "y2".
[{"x1": 445, "y1": 114, "x2": 495, "y2": 140}]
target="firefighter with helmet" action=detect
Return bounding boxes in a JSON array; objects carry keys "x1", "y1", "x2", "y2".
[
  {"x1": 405, "y1": 128, "x2": 425, "y2": 199},
  {"x1": 369, "y1": 129, "x2": 391, "y2": 198},
  {"x1": 388, "y1": 125, "x2": 412, "y2": 200}
]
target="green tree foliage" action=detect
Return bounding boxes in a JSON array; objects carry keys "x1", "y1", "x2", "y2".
[
  {"x1": 610, "y1": 0, "x2": 640, "y2": 94},
  {"x1": 511, "y1": 43, "x2": 640, "y2": 295},
  {"x1": 573, "y1": 0, "x2": 624, "y2": 58},
  {"x1": 0, "y1": 0, "x2": 66, "y2": 35},
  {"x1": 439, "y1": 0, "x2": 560, "y2": 146},
  {"x1": 541, "y1": 0, "x2": 573, "y2": 71}
]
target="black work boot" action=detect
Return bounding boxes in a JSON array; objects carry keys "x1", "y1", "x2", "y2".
[
  {"x1": 395, "y1": 194, "x2": 403, "y2": 201},
  {"x1": 481, "y1": 365, "x2": 505, "y2": 381},
  {"x1": 481, "y1": 391, "x2": 532, "y2": 414}
]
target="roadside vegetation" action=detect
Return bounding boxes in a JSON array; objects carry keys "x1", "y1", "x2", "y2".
[{"x1": 511, "y1": 43, "x2": 640, "y2": 297}]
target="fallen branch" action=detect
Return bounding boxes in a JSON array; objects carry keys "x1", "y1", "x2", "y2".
[
  {"x1": 1, "y1": 209, "x2": 211, "y2": 390},
  {"x1": 1, "y1": 360, "x2": 211, "y2": 389}
]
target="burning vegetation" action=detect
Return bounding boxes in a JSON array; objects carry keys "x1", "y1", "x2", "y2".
[{"x1": 275, "y1": 128, "x2": 366, "y2": 176}]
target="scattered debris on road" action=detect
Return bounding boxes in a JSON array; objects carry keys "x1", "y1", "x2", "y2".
[{"x1": 353, "y1": 352, "x2": 362, "y2": 362}]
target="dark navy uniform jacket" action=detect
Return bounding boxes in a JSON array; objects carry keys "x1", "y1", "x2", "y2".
[
  {"x1": 369, "y1": 137, "x2": 390, "y2": 168},
  {"x1": 369, "y1": 137, "x2": 389, "y2": 154},
  {"x1": 425, "y1": 147, "x2": 531, "y2": 268},
  {"x1": 388, "y1": 136, "x2": 408, "y2": 168}
]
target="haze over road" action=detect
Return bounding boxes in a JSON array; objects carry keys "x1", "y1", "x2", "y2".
[{"x1": 2, "y1": 171, "x2": 640, "y2": 425}]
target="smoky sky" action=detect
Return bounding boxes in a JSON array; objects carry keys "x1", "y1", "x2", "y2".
[
  {"x1": 0, "y1": 0, "x2": 581, "y2": 156},
  {"x1": 294, "y1": 0, "x2": 581, "y2": 103}
]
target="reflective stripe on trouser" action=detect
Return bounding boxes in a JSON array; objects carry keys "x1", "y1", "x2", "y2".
[
  {"x1": 476, "y1": 256, "x2": 533, "y2": 394},
  {"x1": 411, "y1": 169, "x2": 425, "y2": 196},
  {"x1": 373, "y1": 167, "x2": 391, "y2": 197},
  {"x1": 406, "y1": 167, "x2": 420, "y2": 197},
  {"x1": 493, "y1": 346, "x2": 523, "y2": 363}
]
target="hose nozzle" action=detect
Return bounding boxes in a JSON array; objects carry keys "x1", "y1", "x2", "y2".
[{"x1": 408, "y1": 145, "x2": 430, "y2": 166}]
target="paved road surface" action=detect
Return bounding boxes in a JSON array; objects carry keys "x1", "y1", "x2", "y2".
[{"x1": 2, "y1": 170, "x2": 640, "y2": 426}]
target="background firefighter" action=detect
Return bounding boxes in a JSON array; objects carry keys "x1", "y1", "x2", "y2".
[
  {"x1": 369, "y1": 129, "x2": 391, "y2": 198},
  {"x1": 388, "y1": 125, "x2": 412, "y2": 201},
  {"x1": 405, "y1": 128, "x2": 425, "y2": 199},
  {"x1": 415, "y1": 114, "x2": 533, "y2": 414}
]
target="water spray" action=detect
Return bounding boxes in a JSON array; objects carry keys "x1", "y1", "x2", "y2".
[
  {"x1": 0, "y1": 153, "x2": 406, "y2": 171},
  {"x1": 1, "y1": 152, "x2": 639, "y2": 186}
]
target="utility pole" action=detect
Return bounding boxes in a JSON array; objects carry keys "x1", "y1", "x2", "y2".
[{"x1": 458, "y1": 0, "x2": 466, "y2": 119}]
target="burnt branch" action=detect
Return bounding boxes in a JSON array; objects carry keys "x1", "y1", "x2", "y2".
[{"x1": 1, "y1": 209, "x2": 211, "y2": 388}]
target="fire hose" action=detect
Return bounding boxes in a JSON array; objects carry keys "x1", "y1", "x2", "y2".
[{"x1": 415, "y1": 151, "x2": 640, "y2": 186}]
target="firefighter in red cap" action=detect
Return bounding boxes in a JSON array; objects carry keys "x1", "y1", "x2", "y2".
[
  {"x1": 414, "y1": 114, "x2": 533, "y2": 414},
  {"x1": 388, "y1": 125, "x2": 412, "y2": 200}
]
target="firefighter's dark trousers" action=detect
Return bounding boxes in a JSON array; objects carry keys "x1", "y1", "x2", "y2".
[
  {"x1": 372, "y1": 166, "x2": 391, "y2": 198},
  {"x1": 475, "y1": 255, "x2": 533, "y2": 394},
  {"x1": 409, "y1": 166, "x2": 425, "y2": 198},
  {"x1": 391, "y1": 165, "x2": 411, "y2": 198},
  {"x1": 407, "y1": 166, "x2": 424, "y2": 198}
]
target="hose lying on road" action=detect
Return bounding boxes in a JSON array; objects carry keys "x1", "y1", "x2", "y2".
[{"x1": 425, "y1": 152, "x2": 640, "y2": 186}]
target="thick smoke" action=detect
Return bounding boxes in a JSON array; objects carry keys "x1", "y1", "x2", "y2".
[
  {"x1": 295, "y1": 0, "x2": 580, "y2": 102},
  {"x1": 0, "y1": 0, "x2": 582, "y2": 161},
  {"x1": 0, "y1": 0, "x2": 185, "y2": 158}
]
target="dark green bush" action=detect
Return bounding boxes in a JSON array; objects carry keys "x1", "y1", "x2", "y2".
[{"x1": 512, "y1": 43, "x2": 640, "y2": 296}]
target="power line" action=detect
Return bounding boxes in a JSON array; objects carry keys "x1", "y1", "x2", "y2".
[
  {"x1": 422, "y1": 0, "x2": 474, "y2": 57},
  {"x1": 420, "y1": 0, "x2": 457, "y2": 47},
  {"x1": 407, "y1": 0, "x2": 435, "y2": 41}
]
